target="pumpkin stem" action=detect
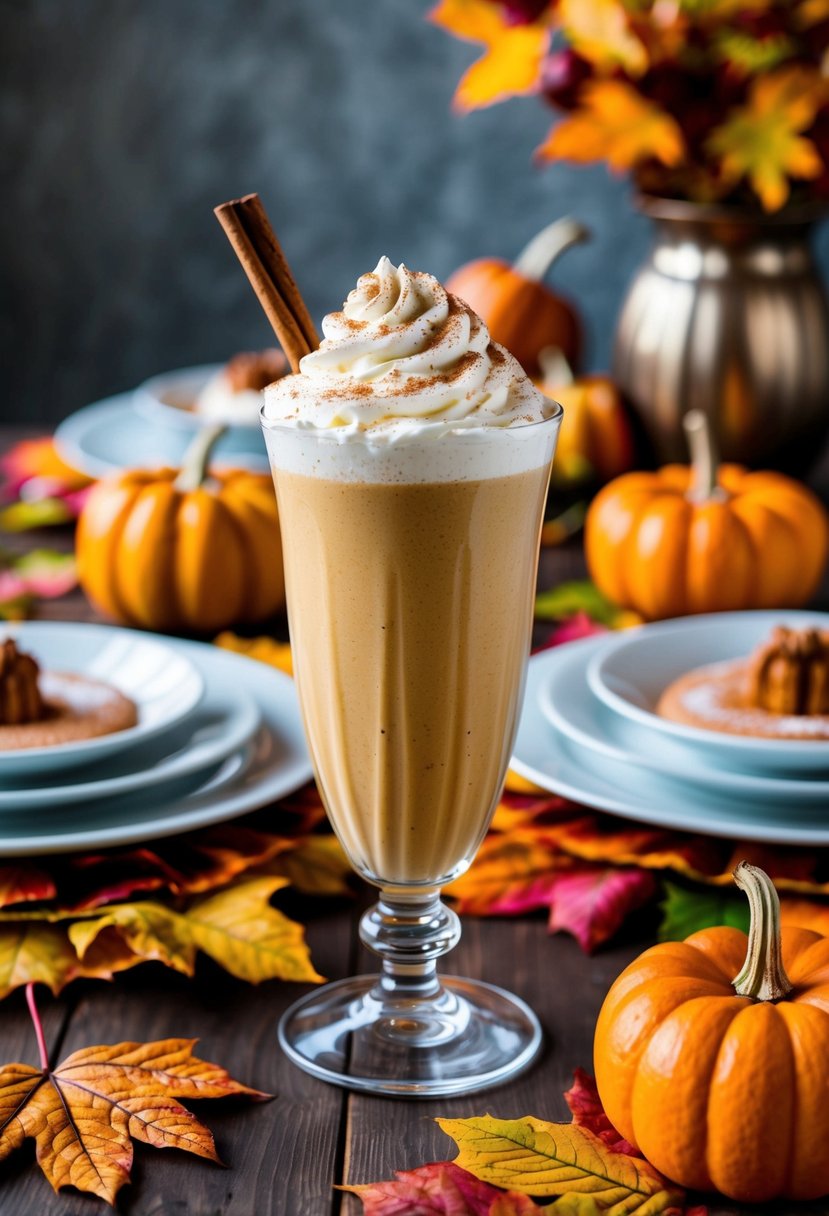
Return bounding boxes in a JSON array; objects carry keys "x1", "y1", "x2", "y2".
[
  {"x1": 732, "y1": 862, "x2": 793, "y2": 1002},
  {"x1": 174, "y1": 425, "x2": 227, "y2": 493},
  {"x1": 538, "y1": 346, "x2": 574, "y2": 392},
  {"x1": 684, "y1": 410, "x2": 724, "y2": 502},
  {"x1": 513, "y1": 217, "x2": 590, "y2": 282}
]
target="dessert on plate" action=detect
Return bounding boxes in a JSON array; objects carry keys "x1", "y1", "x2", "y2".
[
  {"x1": 195, "y1": 348, "x2": 288, "y2": 425},
  {"x1": 657, "y1": 625, "x2": 829, "y2": 740},
  {"x1": 0, "y1": 639, "x2": 138, "y2": 750}
]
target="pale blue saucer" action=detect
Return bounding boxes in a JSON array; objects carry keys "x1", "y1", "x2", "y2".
[
  {"x1": 589, "y1": 610, "x2": 829, "y2": 775},
  {"x1": 55, "y1": 390, "x2": 268, "y2": 479},
  {"x1": 512, "y1": 639, "x2": 829, "y2": 845}
]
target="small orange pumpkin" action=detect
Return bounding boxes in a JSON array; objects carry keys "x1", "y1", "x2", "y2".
[
  {"x1": 595, "y1": 863, "x2": 829, "y2": 1202},
  {"x1": 534, "y1": 349, "x2": 634, "y2": 486},
  {"x1": 585, "y1": 410, "x2": 829, "y2": 620},
  {"x1": 77, "y1": 426, "x2": 284, "y2": 633},
  {"x1": 445, "y1": 218, "x2": 588, "y2": 376}
]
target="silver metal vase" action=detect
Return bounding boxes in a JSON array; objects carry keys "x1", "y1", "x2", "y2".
[{"x1": 613, "y1": 196, "x2": 829, "y2": 472}]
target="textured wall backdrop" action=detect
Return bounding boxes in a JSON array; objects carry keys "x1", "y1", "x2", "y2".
[{"x1": 3, "y1": 0, "x2": 828, "y2": 425}]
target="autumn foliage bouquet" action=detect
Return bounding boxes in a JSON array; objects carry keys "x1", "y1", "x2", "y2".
[{"x1": 431, "y1": 0, "x2": 829, "y2": 211}]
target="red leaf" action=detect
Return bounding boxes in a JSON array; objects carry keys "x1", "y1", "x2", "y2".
[
  {"x1": 344, "y1": 1161, "x2": 540, "y2": 1215},
  {"x1": 564, "y1": 1068, "x2": 639, "y2": 1156},
  {"x1": 536, "y1": 611, "x2": 608, "y2": 651},
  {"x1": 0, "y1": 865, "x2": 56, "y2": 909},
  {"x1": 547, "y1": 866, "x2": 658, "y2": 952}
]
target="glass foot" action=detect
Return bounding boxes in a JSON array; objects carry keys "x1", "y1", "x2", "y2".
[{"x1": 277, "y1": 973, "x2": 543, "y2": 1098}]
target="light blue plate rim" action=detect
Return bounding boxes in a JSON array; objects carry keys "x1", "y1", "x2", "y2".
[
  {"x1": 511, "y1": 639, "x2": 829, "y2": 844},
  {"x1": 587, "y1": 610, "x2": 829, "y2": 762},
  {"x1": 54, "y1": 392, "x2": 268, "y2": 479},
  {"x1": 0, "y1": 631, "x2": 313, "y2": 855}
]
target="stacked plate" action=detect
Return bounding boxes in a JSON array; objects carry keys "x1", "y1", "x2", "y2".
[
  {"x1": 512, "y1": 610, "x2": 829, "y2": 845},
  {"x1": 54, "y1": 366, "x2": 268, "y2": 478},
  {"x1": 0, "y1": 622, "x2": 312, "y2": 856}
]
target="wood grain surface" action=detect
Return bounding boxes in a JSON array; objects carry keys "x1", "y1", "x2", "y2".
[{"x1": 0, "y1": 430, "x2": 827, "y2": 1216}]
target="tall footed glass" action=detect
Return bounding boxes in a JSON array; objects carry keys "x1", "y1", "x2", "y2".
[{"x1": 263, "y1": 410, "x2": 561, "y2": 1096}]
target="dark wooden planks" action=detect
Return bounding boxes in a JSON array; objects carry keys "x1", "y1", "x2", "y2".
[
  {"x1": 339, "y1": 917, "x2": 644, "y2": 1208},
  {"x1": 0, "y1": 910, "x2": 352, "y2": 1216}
]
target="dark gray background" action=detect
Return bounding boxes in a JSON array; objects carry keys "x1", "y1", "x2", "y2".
[{"x1": 3, "y1": 0, "x2": 828, "y2": 426}]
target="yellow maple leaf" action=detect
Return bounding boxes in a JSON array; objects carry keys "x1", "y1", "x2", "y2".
[
  {"x1": 708, "y1": 67, "x2": 825, "y2": 210},
  {"x1": 430, "y1": 0, "x2": 550, "y2": 111},
  {"x1": 437, "y1": 1115, "x2": 683, "y2": 1208},
  {"x1": 539, "y1": 80, "x2": 685, "y2": 171},
  {"x1": 558, "y1": 0, "x2": 647, "y2": 76},
  {"x1": 215, "y1": 630, "x2": 293, "y2": 675}
]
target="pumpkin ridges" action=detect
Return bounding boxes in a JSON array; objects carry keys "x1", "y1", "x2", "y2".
[
  {"x1": 775, "y1": 1003, "x2": 829, "y2": 1199},
  {"x1": 706, "y1": 1003, "x2": 795, "y2": 1202},
  {"x1": 219, "y1": 483, "x2": 284, "y2": 621},
  {"x1": 680, "y1": 926, "x2": 749, "y2": 983},
  {"x1": 628, "y1": 494, "x2": 690, "y2": 619},
  {"x1": 727, "y1": 498, "x2": 801, "y2": 607},
  {"x1": 631, "y1": 997, "x2": 743, "y2": 1193},
  {"x1": 686, "y1": 501, "x2": 754, "y2": 614},
  {"x1": 174, "y1": 492, "x2": 246, "y2": 632},
  {"x1": 113, "y1": 483, "x2": 180, "y2": 629},
  {"x1": 76, "y1": 480, "x2": 144, "y2": 623},
  {"x1": 594, "y1": 974, "x2": 735, "y2": 1149}
]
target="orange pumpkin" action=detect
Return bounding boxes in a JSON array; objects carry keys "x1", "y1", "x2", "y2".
[
  {"x1": 585, "y1": 410, "x2": 829, "y2": 620},
  {"x1": 445, "y1": 218, "x2": 588, "y2": 376},
  {"x1": 533, "y1": 349, "x2": 634, "y2": 486},
  {"x1": 77, "y1": 426, "x2": 284, "y2": 633},
  {"x1": 595, "y1": 863, "x2": 829, "y2": 1202}
]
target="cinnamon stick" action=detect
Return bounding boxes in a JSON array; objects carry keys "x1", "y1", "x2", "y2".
[{"x1": 214, "y1": 194, "x2": 320, "y2": 373}]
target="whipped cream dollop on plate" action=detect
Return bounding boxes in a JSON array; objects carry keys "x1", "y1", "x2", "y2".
[{"x1": 262, "y1": 257, "x2": 555, "y2": 442}]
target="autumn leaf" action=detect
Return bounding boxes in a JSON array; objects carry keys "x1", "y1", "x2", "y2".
[
  {"x1": 69, "y1": 876, "x2": 323, "y2": 985},
  {"x1": 266, "y1": 833, "x2": 352, "y2": 896},
  {"x1": 547, "y1": 867, "x2": 658, "y2": 953},
  {"x1": 214, "y1": 631, "x2": 294, "y2": 676},
  {"x1": 708, "y1": 67, "x2": 825, "y2": 210},
  {"x1": 0, "y1": 863, "x2": 55, "y2": 909},
  {"x1": 0, "y1": 986, "x2": 267, "y2": 1206},
  {"x1": 430, "y1": 0, "x2": 551, "y2": 111},
  {"x1": 342, "y1": 1160, "x2": 543, "y2": 1215},
  {"x1": 564, "y1": 1070, "x2": 638, "y2": 1157},
  {"x1": 558, "y1": 0, "x2": 647, "y2": 76},
  {"x1": 438, "y1": 1116, "x2": 683, "y2": 1210},
  {"x1": 0, "y1": 921, "x2": 142, "y2": 1001},
  {"x1": 539, "y1": 81, "x2": 685, "y2": 171},
  {"x1": 658, "y1": 881, "x2": 749, "y2": 941}
]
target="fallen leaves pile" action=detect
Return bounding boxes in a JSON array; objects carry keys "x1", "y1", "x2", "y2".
[
  {"x1": 0, "y1": 984, "x2": 265, "y2": 1205},
  {"x1": 345, "y1": 1070, "x2": 707, "y2": 1216},
  {"x1": 0, "y1": 793, "x2": 349, "y2": 1000}
]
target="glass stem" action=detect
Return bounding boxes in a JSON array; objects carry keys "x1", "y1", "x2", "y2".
[{"x1": 359, "y1": 889, "x2": 461, "y2": 1004}]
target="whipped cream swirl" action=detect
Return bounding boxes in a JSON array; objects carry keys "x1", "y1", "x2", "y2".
[{"x1": 263, "y1": 257, "x2": 552, "y2": 440}]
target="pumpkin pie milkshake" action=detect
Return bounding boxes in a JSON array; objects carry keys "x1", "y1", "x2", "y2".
[{"x1": 262, "y1": 257, "x2": 560, "y2": 888}]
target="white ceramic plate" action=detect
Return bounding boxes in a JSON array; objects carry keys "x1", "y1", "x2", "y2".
[
  {"x1": 54, "y1": 392, "x2": 268, "y2": 479},
  {"x1": 0, "y1": 638, "x2": 312, "y2": 855},
  {"x1": 512, "y1": 640, "x2": 829, "y2": 845},
  {"x1": 587, "y1": 611, "x2": 829, "y2": 775},
  {"x1": 0, "y1": 676, "x2": 259, "y2": 808},
  {"x1": 539, "y1": 639, "x2": 829, "y2": 805},
  {"x1": 0, "y1": 624, "x2": 204, "y2": 777}
]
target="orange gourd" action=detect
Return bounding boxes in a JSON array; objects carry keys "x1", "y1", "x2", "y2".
[
  {"x1": 533, "y1": 349, "x2": 634, "y2": 486},
  {"x1": 585, "y1": 410, "x2": 829, "y2": 620},
  {"x1": 594, "y1": 863, "x2": 829, "y2": 1202},
  {"x1": 445, "y1": 218, "x2": 588, "y2": 376},
  {"x1": 76, "y1": 426, "x2": 284, "y2": 633}
]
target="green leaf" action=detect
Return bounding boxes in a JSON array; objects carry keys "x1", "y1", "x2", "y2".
[
  {"x1": 535, "y1": 580, "x2": 619, "y2": 625},
  {"x1": 0, "y1": 499, "x2": 73, "y2": 532},
  {"x1": 658, "y1": 881, "x2": 749, "y2": 942}
]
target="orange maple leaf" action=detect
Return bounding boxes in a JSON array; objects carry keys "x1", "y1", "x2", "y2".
[
  {"x1": 558, "y1": 0, "x2": 647, "y2": 76},
  {"x1": 708, "y1": 67, "x2": 825, "y2": 210},
  {"x1": 539, "y1": 80, "x2": 685, "y2": 171},
  {"x1": 430, "y1": 0, "x2": 551, "y2": 111},
  {"x1": 0, "y1": 987, "x2": 267, "y2": 1205}
]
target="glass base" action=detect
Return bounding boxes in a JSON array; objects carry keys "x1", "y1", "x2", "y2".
[{"x1": 278, "y1": 973, "x2": 543, "y2": 1098}]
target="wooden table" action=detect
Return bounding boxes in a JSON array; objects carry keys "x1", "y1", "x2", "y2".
[{"x1": 0, "y1": 432, "x2": 827, "y2": 1216}]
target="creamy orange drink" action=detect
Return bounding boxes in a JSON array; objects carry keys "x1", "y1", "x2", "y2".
[{"x1": 262, "y1": 257, "x2": 559, "y2": 888}]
